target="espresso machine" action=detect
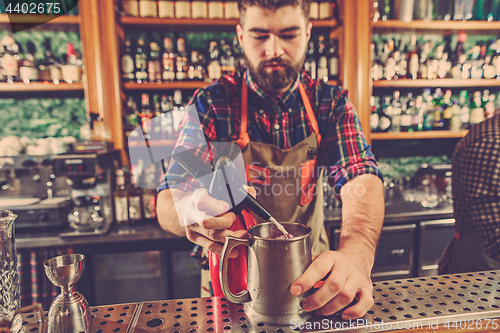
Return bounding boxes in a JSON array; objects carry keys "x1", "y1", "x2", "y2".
[
  {"x1": 51, "y1": 150, "x2": 121, "y2": 236},
  {"x1": 0, "y1": 155, "x2": 72, "y2": 232}
]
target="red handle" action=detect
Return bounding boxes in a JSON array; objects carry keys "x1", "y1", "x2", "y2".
[{"x1": 209, "y1": 209, "x2": 257, "y2": 297}]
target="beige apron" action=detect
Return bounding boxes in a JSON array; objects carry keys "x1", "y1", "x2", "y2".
[{"x1": 237, "y1": 73, "x2": 330, "y2": 256}]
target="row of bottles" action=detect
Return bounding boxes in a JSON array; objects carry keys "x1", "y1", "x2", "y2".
[
  {"x1": 114, "y1": 165, "x2": 158, "y2": 224},
  {"x1": 121, "y1": 35, "x2": 243, "y2": 83},
  {"x1": 372, "y1": 34, "x2": 500, "y2": 81},
  {"x1": 123, "y1": 91, "x2": 188, "y2": 141},
  {"x1": 0, "y1": 34, "x2": 82, "y2": 84},
  {"x1": 121, "y1": 34, "x2": 340, "y2": 83},
  {"x1": 373, "y1": 0, "x2": 500, "y2": 22},
  {"x1": 370, "y1": 88, "x2": 500, "y2": 133},
  {"x1": 120, "y1": 0, "x2": 337, "y2": 20}
]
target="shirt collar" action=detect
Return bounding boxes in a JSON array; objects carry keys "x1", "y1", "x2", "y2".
[{"x1": 245, "y1": 69, "x2": 301, "y2": 106}]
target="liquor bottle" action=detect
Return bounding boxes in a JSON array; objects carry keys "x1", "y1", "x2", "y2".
[
  {"x1": 469, "y1": 43, "x2": 483, "y2": 79},
  {"x1": 62, "y1": 42, "x2": 81, "y2": 83},
  {"x1": 139, "y1": 0, "x2": 158, "y2": 17},
  {"x1": 473, "y1": 0, "x2": 486, "y2": 20},
  {"x1": 175, "y1": 0, "x2": 191, "y2": 18},
  {"x1": 431, "y1": 88, "x2": 444, "y2": 130},
  {"x1": 175, "y1": 37, "x2": 188, "y2": 81},
  {"x1": 407, "y1": 34, "x2": 419, "y2": 79},
  {"x1": 1, "y1": 34, "x2": 19, "y2": 83},
  {"x1": 121, "y1": 37, "x2": 135, "y2": 82},
  {"x1": 158, "y1": 0, "x2": 174, "y2": 18},
  {"x1": 380, "y1": 0, "x2": 391, "y2": 20},
  {"x1": 139, "y1": 93, "x2": 153, "y2": 138},
  {"x1": 128, "y1": 166, "x2": 143, "y2": 223},
  {"x1": 458, "y1": 90, "x2": 470, "y2": 130},
  {"x1": 162, "y1": 37, "x2": 176, "y2": 81},
  {"x1": 225, "y1": 0, "x2": 239, "y2": 19},
  {"x1": 148, "y1": 41, "x2": 162, "y2": 83},
  {"x1": 172, "y1": 90, "x2": 186, "y2": 133},
  {"x1": 19, "y1": 41, "x2": 39, "y2": 84},
  {"x1": 390, "y1": 90, "x2": 401, "y2": 133},
  {"x1": 450, "y1": 97, "x2": 462, "y2": 131},
  {"x1": 400, "y1": 94, "x2": 413, "y2": 132},
  {"x1": 141, "y1": 165, "x2": 157, "y2": 222},
  {"x1": 135, "y1": 37, "x2": 148, "y2": 83},
  {"x1": 469, "y1": 91, "x2": 485, "y2": 126},
  {"x1": 369, "y1": 96, "x2": 380, "y2": 133},
  {"x1": 208, "y1": 0, "x2": 223, "y2": 18},
  {"x1": 378, "y1": 96, "x2": 392, "y2": 132},
  {"x1": 207, "y1": 41, "x2": 222, "y2": 81},
  {"x1": 441, "y1": 89, "x2": 453, "y2": 130},
  {"x1": 121, "y1": 0, "x2": 139, "y2": 16},
  {"x1": 317, "y1": 36, "x2": 329, "y2": 82},
  {"x1": 304, "y1": 40, "x2": 317, "y2": 80},
  {"x1": 433, "y1": 0, "x2": 452, "y2": 20},
  {"x1": 123, "y1": 96, "x2": 139, "y2": 138},
  {"x1": 454, "y1": 0, "x2": 466, "y2": 20},
  {"x1": 318, "y1": 0, "x2": 333, "y2": 20},
  {"x1": 114, "y1": 169, "x2": 129, "y2": 224},
  {"x1": 412, "y1": 95, "x2": 425, "y2": 132},
  {"x1": 309, "y1": 1, "x2": 319, "y2": 19},
  {"x1": 38, "y1": 38, "x2": 54, "y2": 82},
  {"x1": 232, "y1": 35, "x2": 245, "y2": 72},
  {"x1": 192, "y1": 0, "x2": 208, "y2": 18},
  {"x1": 222, "y1": 40, "x2": 235, "y2": 76},
  {"x1": 188, "y1": 50, "x2": 204, "y2": 80},
  {"x1": 160, "y1": 94, "x2": 174, "y2": 139},
  {"x1": 483, "y1": 44, "x2": 497, "y2": 79}
]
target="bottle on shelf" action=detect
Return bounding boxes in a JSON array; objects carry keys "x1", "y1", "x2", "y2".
[
  {"x1": 469, "y1": 90, "x2": 486, "y2": 126},
  {"x1": 123, "y1": 96, "x2": 140, "y2": 139},
  {"x1": 433, "y1": 0, "x2": 452, "y2": 20},
  {"x1": 390, "y1": 90, "x2": 402, "y2": 133},
  {"x1": 141, "y1": 165, "x2": 157, "y2": 222},
  {"x1": 441, "y1": 89, "x2": 454, "y2": 130},
  {"x1": 225, "y1": 0, "x2": 240, "y2": 19},
  {"x1": 162, "y1": 37, "x2": 176, "y2": 81},
  {"x1": 1, "y1": 34, "x2": 19, "y2": 83},
  {"x1": 188, "y1": 50, "x2": 205, "y2": 80},
  {"x1": 430, "y1": 88, "x2": 444, "y2": 130},
  {"x1": 121, "y1": 36, "x2": 136, "y2": 82},
  {"x1": 175, "y1": 0, "x2": 191, "y2": 18},
  {"x1": 317, "y1": 36, "x2": 329, "y2": 82},
  {"x1": 370, "y1": 95, "x2": 380, "y2": 133},
  {"x1": 192, "y1": 0, "x2": 208, "y2": 19},
  {"x1": 158, "y1": 0, "x2": 174, "y2": 18},
  {"x1": 175, "y1": 37, "x2": 188, "y2": 81},
  {"x1": 318, "y1": 0, "x2": 334, "y2": 20},
  {"x1": 139, "y1": 0, "x2": 158, "y2": 17},
  {"x1": 19, "y1": 41, "x2": 39, "y2": 84},
  {"x1": 309, "y1": 1, "x2": 319, "y2": 20},
  {"x1": 207, "y1": 41, "x2": 222, "y2": 81},
  {"x1": 62, "y1": 42, "x2": 82, "y2": 83},
  {"x1": 458, "y1": 90, "x2": 471, "y2": 130},
  {"x1": 121, "y1": 0, "x2": 139, "y2": 17},
  {"x1": 208, "y1": 0, "x2": 224, "y2": 19},
  {"x1": 378, "y1": 95, "x2": 392, "y2": 132},
  {"x1": 304, "y1": 40, "x2": 317, "y2": 80},
  {"x1": 148, "y1": 41, "x2": 162, "y2": 83},
  {"x1": 128, "y1": 166, "x2": 143, "y2": 223},
  {"x1": 139, "y1": 93, "x2": 154, "y2": 138},
  {"x1": 172, "y1": 90, "x2": 187, "y2": 134},
  {"x1": 160, "y1": 94, "x2": 174, "y2": 140},
  {"x1": 114, "y1": 169, "x2": 129, "y2": 224},
  {"x1": 135, "y1": 37, "x2": 148, "y2": 83},
  {"x1": 400, "y1": 93, "x2": 414, "y2": 132}
]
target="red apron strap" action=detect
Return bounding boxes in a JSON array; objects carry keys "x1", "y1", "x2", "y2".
[
  {"x1": 299, "y1": 82, "x2": 322, "y2": 144},
  {"x1": 236, "y1": 71, "x2": 250, "y2": 149}
]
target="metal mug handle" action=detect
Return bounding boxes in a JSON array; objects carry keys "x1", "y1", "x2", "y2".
[
  {"x1": 219, "y1": 236, "x2": 252, "y2": 303},
  {"x1": 12, "y1": 303, "x2": 45, "y2": 333}
]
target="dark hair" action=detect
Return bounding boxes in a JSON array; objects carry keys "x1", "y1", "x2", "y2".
[{"x1": 238, "y1": 0, "x2": 311, "y2": 24}]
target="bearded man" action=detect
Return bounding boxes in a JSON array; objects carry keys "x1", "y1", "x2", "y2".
[{"x1": 157, "y1": 0, "x2": 384, "y2": 320}]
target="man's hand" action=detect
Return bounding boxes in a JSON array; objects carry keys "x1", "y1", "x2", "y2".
[{"x1": 290, "y1": 249, "x2": 374, "y2": 320}]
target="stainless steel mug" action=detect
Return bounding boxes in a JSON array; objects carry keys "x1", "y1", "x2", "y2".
[{"x1": 220, "y1": 222, "x2": 313, "y2": 325}]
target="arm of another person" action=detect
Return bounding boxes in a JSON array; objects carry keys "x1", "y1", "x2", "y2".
[{"x1": 291, "y1": 89, "x2": 384, "y2": 320}]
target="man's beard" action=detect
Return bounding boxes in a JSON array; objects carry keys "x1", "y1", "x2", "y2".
[{"x1": 243, "y1": 52, "x2": 305, "y2": 92}]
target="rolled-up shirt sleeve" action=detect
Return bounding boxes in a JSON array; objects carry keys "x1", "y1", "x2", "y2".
[{"x1": 324, "y1": 88, "x2": 383, "y2": 198}]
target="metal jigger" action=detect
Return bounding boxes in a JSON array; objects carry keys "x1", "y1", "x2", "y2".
[{"x1": 44, "y1": 254, "x2": 91, "y2": 333}]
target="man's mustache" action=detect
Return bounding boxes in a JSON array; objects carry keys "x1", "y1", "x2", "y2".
[{"x1": 259, "y1": 58, "x2": 291, "y2": 67}]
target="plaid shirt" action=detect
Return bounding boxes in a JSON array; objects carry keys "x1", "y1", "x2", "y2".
[
  {"x1": 439, "y1": 114, "x2": 500, "y2": 272},
  {"x1": 159, "y1": 69, "x2": 381, "y2": 195}
]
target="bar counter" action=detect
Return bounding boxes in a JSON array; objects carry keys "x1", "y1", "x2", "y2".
[{"x1": 18, "y1": 269, "x2": 500, "y2": 333}]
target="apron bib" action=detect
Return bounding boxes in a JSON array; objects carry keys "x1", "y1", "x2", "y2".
[{"x1": 236, "y1": 72, "x2": 329, "y2": 256}]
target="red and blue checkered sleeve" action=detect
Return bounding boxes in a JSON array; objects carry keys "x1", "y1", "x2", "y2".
[{"x1": 324, "y1": 89, "x2": 383, "y2": 199}]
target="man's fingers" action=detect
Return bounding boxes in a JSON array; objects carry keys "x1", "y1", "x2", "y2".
[
  {"x1": 341, "y1": 286, "x2": 374, "y2": 320},
  {"x1": 198, "y1": 212, "x2": 236, "y2": 230},
  {"x1": 313, "y1": 276, "x2": 359, "y2": 316},
  {"x1": 290, "y1": 252, "x2": 335, "y2": 297},
  {"x1": 192, "y1": 188, "x2": 230, "y2": 217},
  {"x1": 243, "y1": 185, "x2": 257, "y2": 198},
  {"x1": 186, "y1": 228, "x2": 245, "y2": 258}
]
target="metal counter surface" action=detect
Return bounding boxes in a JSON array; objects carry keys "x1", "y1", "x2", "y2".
[{"x1": 19, "y1": 270, "x2": 500, "y2": 333}]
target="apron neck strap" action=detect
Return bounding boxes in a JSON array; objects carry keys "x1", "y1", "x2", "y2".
[{"x1": 237, "y1": 72, "x2": 321, "y2": 150}]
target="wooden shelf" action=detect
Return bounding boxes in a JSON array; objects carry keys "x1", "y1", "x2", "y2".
[
  {"x1": 372, "y1": 19, "x2": 500, "y2": 34},
  {"x1": 128, "y1": 139, "x2": 176, "y2": 148},
  {"x1": 123, "y1": 81, "x2": 211, "y2": 90},
  {"x1": 373, "y1": 79, "x2": 500, "y2": 88},
  {"x1": 120, "y1": 16, "x2": 338, "y2": 28},
  {"x1": 0, "y1": 13, "x2": 80, "y2": 25},
  {"x1": 371, "y1": 130, "x2": 468, "y2": 140},
  {"x1": 0, "y1": 82, "x2": 84, "y2": 92}
]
